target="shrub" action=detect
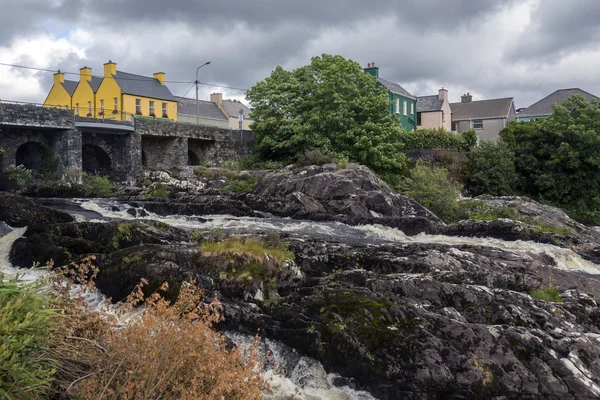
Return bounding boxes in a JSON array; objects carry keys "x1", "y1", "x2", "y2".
[
  {"x1": 529, "y1": 287, "x2": 562, "y2": 303},
  {"x1": 296, "y1": 149, "x2": 335, "y2": 167},
  {"x1": 464, "y1": 141, "x2": 519, "y2": 196},
  {"x1": 82, "y1": 173, "x2": 115, "y2": 197},
  {"x1": 455, "y1": 200, "x2": 517, "y2": 222},
  {"x1": 226, "y1": 176, "x2": 258, "y2": 193},
  {"x1": 400, "y1": 128, "x2": 477, "y2": 152},
  {"x1": 399, "y1": 162, "x2": 462, "y2": 223},
  {"x1": 8, "y1": 165, "x2": 34, "y2": 186},
  {"x1": 148, "y1": 185, "x2": 169, "y2": 198},
  {"x1": 0, "y1": 275, "x2": 58, "y2": 399}
]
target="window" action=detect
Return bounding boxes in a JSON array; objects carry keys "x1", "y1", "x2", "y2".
[
  {"x1": 100, "y1": 99, "x2": 104, "y2": 114},
  {"x1": 417, "y1": 112, "x2": 422, "y2": 126},
  {"x1": 75, "y1": 103, "x2": 79, "y2": 116},
  {"x1": 113, "y1": 97, "x2": 118, "y2": 111},
  {"x1": 135, "y1": 99, "x2": 141, "y2": 114},
  {"x1": 87, "y1": 101, "x2": 92, "y2": 115},
  {"x1": 162, "y1": 102, "x2": 167, "y2": 117},
  {"x1": 395, "y1": 98, "x2": 400, "y2": 114},
  {"x1": 473, "y1": 119, "x2": 483, "y2": 129},
  {"x1": 149, "y1": 101, "x2": 155, "y2": 115},
  {"x1": 451, "y1": 121, "x2": 457, "y2": 131},
  {"x1": 403, "y1": 101, "x2": 407, "y2": 116},
  {"x1": 410, "y1": 103, "x2": 414, "y2": 115}
]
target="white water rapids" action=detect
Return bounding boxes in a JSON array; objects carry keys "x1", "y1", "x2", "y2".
[{"x1": 4, "y1": 197, "x2": 600, "y2": 399}]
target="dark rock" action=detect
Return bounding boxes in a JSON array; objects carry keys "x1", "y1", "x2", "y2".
[
  {"x1": 0, "y1": 193, "x2": 73, "y2": 228},
  {"x1": 111, "y1": 206, "x2": 120, "y2": 212},
  {"x1": 138, "y1": 209, "x2": 149, "y2": 217},
  {"x1": 126, "y1": 208, "x2": 137, "y2": 217}
]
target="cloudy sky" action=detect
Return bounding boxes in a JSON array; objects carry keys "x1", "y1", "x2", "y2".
[{"x1": 1, "y1": 0, "x2": 599, "y2": 109}]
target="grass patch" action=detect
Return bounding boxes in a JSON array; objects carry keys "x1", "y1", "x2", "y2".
[
  {"x1": 148, "y1": 185, "x2": 169, "y2": 198},
  {"x1": 529, "y1": 287, "x2": 563, "y2": 303},
  {"x1": 455, "y1": 200, "x2": 517, "y2": 222},
  {"x1": 226, "y1": 176, "x2": 258, "y2": 193},
  {"x1": 532, "y1": 222, "x2": 572, "y2": 236}
]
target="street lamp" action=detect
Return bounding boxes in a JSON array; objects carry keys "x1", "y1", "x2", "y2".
[{"x1": 196, "y1": 61, "x2": 211, "y2": 124}]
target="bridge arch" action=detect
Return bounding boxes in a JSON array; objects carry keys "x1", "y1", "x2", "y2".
[
  {"x1": 188, "y1": 150, "x2": 200, "y2": 166},
  {"x1": 15, "y1": 141, "x2": 50, "y2": 171},
  {"x1": 82, "y1": 144, "x2": 112, "y2": 175}
]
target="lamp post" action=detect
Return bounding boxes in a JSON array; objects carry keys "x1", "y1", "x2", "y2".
[{"x1": 196, "y1": 61, "x2": 211, "y2": 125}]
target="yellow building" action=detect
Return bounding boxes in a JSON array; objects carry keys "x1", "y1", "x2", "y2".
[
  {"x1": 43, "y1": 61, "x2": 178, "y2": 121},
  {"x1": 43, "y1": 71, "x2": 76, "y2": 108}
]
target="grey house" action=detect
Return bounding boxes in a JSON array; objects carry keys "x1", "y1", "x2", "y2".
[
  {"x1": 450, "y1": 93, "x2": 516, "y2": 141},
  {"x1": 516, "y1": 88, "x2": 600, "y2": 122},
  {"x1": 176, "y1": 97, "x2": 229, "y2": 128}
]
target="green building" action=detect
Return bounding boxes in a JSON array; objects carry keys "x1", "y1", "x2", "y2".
[{"x1": 364, "y1": 64, "x2": 417, "y2": 131}]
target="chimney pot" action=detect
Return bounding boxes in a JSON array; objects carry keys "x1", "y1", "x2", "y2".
[
  {"x1": 367, "y1": 63, "x2": 371, "y2": 68},
  {"x1": 372, "y1": 62, "x2": 375, "y2": 67}
]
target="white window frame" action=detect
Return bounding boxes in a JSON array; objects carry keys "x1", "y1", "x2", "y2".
[
  {"x1": 113, "y1": 97, "x2": 118, "y2": 111},
  {"x1": 100, "y1": 99, "x2": 104, "y2": 113},
  {"x1": 87, "y1": 101, "x2": 92, "y2": 115},
  {"x1": 403, "y1": 100, "x2": 407, "y2": 116},
  {"x1": 162, "y1": 102, "x2": 167, "y2": 116},
  {"x1": 395, "y1": 98, "x2": 400, "y2": 114},
  {"x1": 135, "y1": 99, "x2": 141, "y2": 114},
  {"x1": 473, "y1": 119, "x2": 483, "y2": 129},
  {"x1": 410, "y1": 103, "x2": 414, "y2": 115},
  {"x1": 75, "y1": 103, "x2": 79, "y2": 116},
  {"x1": 149, "y1": 100, "x2": 155, "y2": 115}
]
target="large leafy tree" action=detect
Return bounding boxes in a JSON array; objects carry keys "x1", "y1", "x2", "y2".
[
  {"x1": 246, "y1": 54, "x2": 407, "y2": 175},
  {"x1": 500, "y1": 95, "x2": 600, "y2": 222}
]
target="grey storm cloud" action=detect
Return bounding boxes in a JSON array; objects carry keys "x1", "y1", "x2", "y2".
[
  {"x1": 3, "y1": 0, "x2": 600, "y2": 108},
  {"x1": 506, "y1": 0, "x2": 600, "y2": 62}
]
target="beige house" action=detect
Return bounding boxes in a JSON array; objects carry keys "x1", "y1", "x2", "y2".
[
  {"x1": 416, "y1": 88, "x2": 451, "y2": 130},
  {"x1": 450, "y1": 93, "x2": 516, "y2": 141},
  {"x1": 210, "y1": 93, "x2": 253, "y2": 130}
]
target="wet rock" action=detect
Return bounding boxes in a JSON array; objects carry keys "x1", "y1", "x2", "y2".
[{"x1": 0, "y1": 193, "x2": 73, "y2": 228}]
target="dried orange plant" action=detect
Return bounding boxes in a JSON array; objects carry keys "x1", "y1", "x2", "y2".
[{"x1": 46, "y1": 257, "x2": 267, "y2": 400}]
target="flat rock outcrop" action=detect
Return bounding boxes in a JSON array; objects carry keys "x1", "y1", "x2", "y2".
[{"x1": 0, "y1": 192, "x2": 73, "y2": 228}]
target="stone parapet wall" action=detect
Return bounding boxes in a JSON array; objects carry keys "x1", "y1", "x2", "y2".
[
  {"x1": 134, "y1": 118, "x2": 253, "y2": 142},
  {"x1": 0, "y1": 103, "x2": 74, "y2": 129}
]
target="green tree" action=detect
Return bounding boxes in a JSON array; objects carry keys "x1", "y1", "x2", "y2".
[
  {"x1": 464, "y1": 140, "x2": 519, "y2": 196},
  {"x1": 500, "y1": 95, "x2": 600, "y2": 223},
  {"x1": 246, "y1": 54, "x2": 407, "y2": 176}
]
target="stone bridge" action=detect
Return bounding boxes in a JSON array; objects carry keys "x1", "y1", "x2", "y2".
[{"x1": 0, "y1": 103, "x2": 253, "y2": 181}]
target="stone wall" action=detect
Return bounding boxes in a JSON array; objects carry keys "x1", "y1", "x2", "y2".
[
  {"x1": 135, "y1": 118, "x2": 251, "y2": 141},
  {"x1": 0, "y1": 103, "x2": 74, "y2": 129},
  {"x1": 82, "y1": 132, "x2": 141, "y2": 181}
]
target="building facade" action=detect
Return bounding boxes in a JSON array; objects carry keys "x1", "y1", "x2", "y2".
[
  {"x1": 44, "y1": 61, "x2": 178, "y2": 121},
  {"x1": 364, "y1": 63, "x2": 417, "y2": 131},
  {"x1": 450, "y1": 93, "x2": 516, "y2": 141},
  {"x1": 516, "y1": 88, "x2": 600, "y2": 121},
  {"x1": 416, "y1": 88, "x2": 452, "y2": 131}
]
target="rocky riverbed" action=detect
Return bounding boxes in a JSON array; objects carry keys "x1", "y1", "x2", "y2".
[{"x1": 3, "y1": 164, "x2": 600, "y2": 399}]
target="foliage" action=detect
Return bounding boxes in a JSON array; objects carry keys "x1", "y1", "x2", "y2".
[
  {"x1": 201, "y1": 234, "x2": 294, "y2": 280},
  {"x1": 529, "y1": 287, "x2": 563, "y2": 303},
  {"x1": 500, "y1": 95, "x2": 600, "y2": 224},
  {"x1": 455, "y1": 200, "x2": 517, "y2": 222},
  {"x1": 247, "y1": 53, "x2": 407, "y2": 176},
  {"x1": 148, "y1": 185, "x2": 169, "y2": 198},
  {"x1": 0, "y1": 274, "x2": 58, "y2": 399},
  {"x1": 400, "y1": 128, "x2": 477, "y2": 152},
  {"x1": 296, "y1": 149, "x2": 335, "y2": 167},
  {"x1": 226, "y1": 176, "x2": 258, "y2": 193},
  {"x1": 464, "y1": 140, "x2": 520, "y2": 196},
  {"x1": 8, "y1": 165, "x2": 34, "y2": 186},
  {"x1": 232, "y1": 155, "x2": 287, "y2": 171},
  {"x1": 82, "y1": 173, "x2": 115, "y2": 197},
  {"x1": 398, "y1": 162, "x2": 462, "y2": 223}
]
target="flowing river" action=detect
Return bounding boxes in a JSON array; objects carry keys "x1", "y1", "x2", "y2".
[{"x1": 3, "y1": 197, "x2": 600, "y2": 399}]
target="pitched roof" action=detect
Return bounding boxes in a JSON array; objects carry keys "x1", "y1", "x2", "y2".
[
  {"x1": 61, "y1": 80, "x2": 78, "y2": 96},
  {"x1": 517, "y1": 88, "x2": 600, "y2": 118},
  {"x1": 417, "y1": 95, "x2": 444, "y2": 112},
  {"x1": 113, "y1": 71, "x2": 177, "y2": 102},
  {"x1": 221, "y1": 99, "x2": 252, "y2": 119},
  {"x1": 176, "y1": 97, "x2": 228, "y2": 121},
  {"x1": 450, "y1": 98, "x2": 514, "y2": 121},
  {"x1": 88, "y1": 76, "x2": 103, "y2": 92},
  {"x1": 377, "y1": 77, "x2": 416, "y2": 99}
]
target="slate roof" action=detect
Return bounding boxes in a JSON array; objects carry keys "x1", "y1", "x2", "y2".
[
  {"x1": 377, "y1": 77, "x2": 416, "y2": 100},
  {"x1": 61, "y1": 80, "x2": 78, "y2": 96},
  {"x1": 221, "y1": 99, "x2": 252, "y2": 119},
  {"x1": 113, "y1": 71, "x2": 177, "y2": 102},
  {"x1": 417, "y1": 95, "x2": 444, "y2": 112},
  {"x1": 517, "y1": 88, "x2": 600, "y2": 118},
  {"x1": 450, "y1": 98, "x2": 514, "y2": 121},
  {"x1": 176, "y1": 97, "x2": 228, "y2": 121},
  {"x1": 88, "y1": 76, "x2": 103, "y2": 92}
]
